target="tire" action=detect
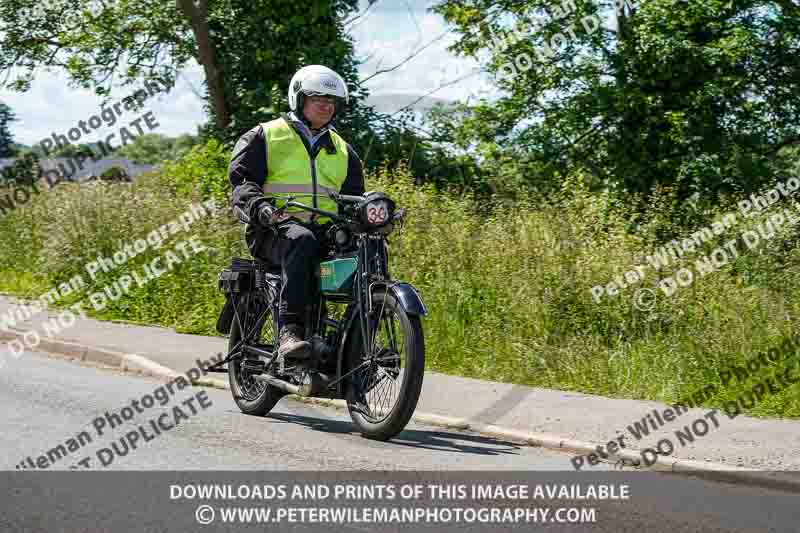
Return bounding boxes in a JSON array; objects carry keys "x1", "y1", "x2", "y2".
[
  {"x1": 345, "y1": 290, "x2": 425, "y2": 441},
  {"x1": 228, "y1": 295, "x2": 286, "y2": 416}
]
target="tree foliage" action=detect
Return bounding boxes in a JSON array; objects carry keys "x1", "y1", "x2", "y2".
[
  {"x1": 0, "y1": 0, "x2": 220, "y2": 124},
  {"x1": 430, "y1": 0, "x2": 800, "y2": 201},
  {"x1": 0, "y1": 0, "x2": 478, "y2": 193},
  {"x1": 202, "y1": 0, "x2": 363, "y2": 139},
  {"x1": 51, "y1": 144, "x2": 97, "y2": 159},
  {"x1": 112, "y1": 133, "x2": 200, "y2": 164},
  {"x1": 0, "y1": 102, "x2": 17, "y2": 158},
  {"x1": 99, "y1": 165, "x2": 130, "y2": 182},
  {"x1": 0, "y1": 0, "x2": 367, "y2": 136},
  {"x1": 0, "y1": 152, "x2": 40, "y2": 186}
]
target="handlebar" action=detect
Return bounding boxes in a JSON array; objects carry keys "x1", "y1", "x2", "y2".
[
  {"x1": 333, "y1": 193, "x2": 366, "y2": 203},
  {"x1": 284, "y1": 200, "x2": 344, "y2": 222},
  {"x1": 237, "y1": 192, "x2": 404, "y2": 229},
  {"x1": 279, "y1": 191, "x2": 371, "y2": 222}
]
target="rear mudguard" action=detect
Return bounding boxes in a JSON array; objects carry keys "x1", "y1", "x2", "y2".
[
  {"x1": 216, "y1": 297, "x2": 235, "y2": 335},
  {"x1": 335, "y1": 282, "x2": 426, "y2": 395}
]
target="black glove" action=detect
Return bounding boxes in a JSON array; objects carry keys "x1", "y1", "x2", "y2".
[{"x1": 257, "y1": 203, "x2": 279, "y2": 226}]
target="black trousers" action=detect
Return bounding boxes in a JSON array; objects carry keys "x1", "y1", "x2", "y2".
[{"x1": 247, "y1": 221, "x2": 330, "y2": 327}]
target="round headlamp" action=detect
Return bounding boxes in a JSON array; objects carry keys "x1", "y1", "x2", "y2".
[
  {"x1": 335, "y1": 227, "x2": 351, "y2": 246},
  {"x1": 358, "y1": 192, "x2": 395, "y2": 228}
]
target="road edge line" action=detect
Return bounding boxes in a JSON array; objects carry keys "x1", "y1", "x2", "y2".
[{"x1": 4, "y1": 328, "x2": 799, "y2": 494}]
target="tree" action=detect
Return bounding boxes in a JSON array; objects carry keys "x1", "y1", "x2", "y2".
[
  {"x1": 0, "y1": 152, "x2": 40, "y2": 185},
  {"x1": 430, "y1": 0, "x2": 800, "y2": 201},
  {"x1": 51, "y1": 144, "x2": 96, "y2": 159},
  {"x1": 355, "y1": 106, "x2": 487, "y2": 195},
  {"x1": 0, "y1": 0, "x2": 472, "y2": 191},
  {"x1": 0, "y1": 102, "x2": 17, "y2": 158},
  {"x1": 0, "y1": 0, "x2": 366, "y2": 138},
  {"x1": 171, "y1": 134, "x2": 201, "y2": 160},
  {"x1": 99, "y1": 165, "x2": 129, "y2": 182},
  {"x1": 112, "y1": 133, "x2": 199, "y2": 164}
]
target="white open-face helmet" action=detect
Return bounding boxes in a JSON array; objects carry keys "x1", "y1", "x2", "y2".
[{"x1": 288, "y1": 65, "x2": 349, "y2": 121}]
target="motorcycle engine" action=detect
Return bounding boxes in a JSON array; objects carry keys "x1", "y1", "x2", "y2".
[{"x1": 309, "y1": 335, "x2": 334, "y2": 362}]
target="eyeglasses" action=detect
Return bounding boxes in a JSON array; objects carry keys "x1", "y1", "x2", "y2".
[{"x1": 307, "y1": 95, "x2": 337, "y2": 106}]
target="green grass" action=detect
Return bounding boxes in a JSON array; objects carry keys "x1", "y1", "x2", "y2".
[{"x1": 1, "y1": 144, "x2": 799, "y2": 419}]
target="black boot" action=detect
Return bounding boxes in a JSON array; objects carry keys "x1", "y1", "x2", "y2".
[{"x1": 277, "y1": 324, "x2": 311, "y2": 360}]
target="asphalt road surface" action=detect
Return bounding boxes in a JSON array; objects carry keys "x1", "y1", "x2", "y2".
[
  {"x1": 1, "y1": 350, "x2": 591, "y2": 471},
  {"x1": 1, "y1": 351, "x2": 798, "y2": 532}
]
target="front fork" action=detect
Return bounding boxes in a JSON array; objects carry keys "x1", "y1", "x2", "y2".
[
  {"x1": 356, "y1": 235, "x2": 389, "y2": 357},
  {"x1": 330, "y1": 236, "x2": 385, "y2": 396}
]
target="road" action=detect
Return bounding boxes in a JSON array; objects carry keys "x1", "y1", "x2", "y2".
[
  {"x1": 1, "y1": 351, "x2": 798, "y2": 532},
  {"x1": 1, "y1": 350, "x2": 582, "y2": 471}
]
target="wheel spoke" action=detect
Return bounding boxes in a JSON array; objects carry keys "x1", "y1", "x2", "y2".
[
  {"x1": 347, "y1": 289, "x2": 422, "y2": 429},
  {"x1": 383, "y1": 316, "x2": 398, "y2": 353},
  {"x1": 371, "y1": 371, "x2": 389, "y2": 415},
  {"x1": 357, "y1": 302, "x2": 408, "y2": 422},
  {"x1": 380, "y1": 373, "x2": 393, "y2": 414},
  {"x1": 232, "y1": 297, "x2": 276, "y2": 402}
]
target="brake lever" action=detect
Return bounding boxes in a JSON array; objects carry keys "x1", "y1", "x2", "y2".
[{"x1": 268, "y1": 196, "x2": 296, "y2": 224}]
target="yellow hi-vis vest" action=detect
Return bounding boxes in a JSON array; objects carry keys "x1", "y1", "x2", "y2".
[{"x1": 261, "y1": 117, "x2": 349, "y2": 224}]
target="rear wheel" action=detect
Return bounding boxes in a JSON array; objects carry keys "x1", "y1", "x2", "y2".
[
  {"x1": 345, "y1": 290, "x2": 425, "y2": 441},
  {"x1": 228, "y1": 294, "x2": 286, "y2": 416}
]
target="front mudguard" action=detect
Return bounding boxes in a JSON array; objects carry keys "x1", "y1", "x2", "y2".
[{"x1": 377, "y1": 282, "x2": 428, "y2": 317}]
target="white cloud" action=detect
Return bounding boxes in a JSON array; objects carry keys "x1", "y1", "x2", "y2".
[{"x1": 0, "y1": 62, "x2": 207, "y2": 147}]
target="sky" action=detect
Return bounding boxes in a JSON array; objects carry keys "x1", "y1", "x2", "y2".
[{"x1": 0, "y1": 0, "x2": 492, "y2": 149}]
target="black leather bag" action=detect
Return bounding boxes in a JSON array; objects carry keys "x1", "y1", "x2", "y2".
[{"x1": 216, "y1": 258, "x2": 257, "y2": 334}]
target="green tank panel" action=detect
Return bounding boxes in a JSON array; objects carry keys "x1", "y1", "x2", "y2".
[{"x1": 319, "y1": 257, "x2": 358, "y2": 293}]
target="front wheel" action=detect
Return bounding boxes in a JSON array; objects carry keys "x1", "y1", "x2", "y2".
[{"x1": 345, "y1": 290, "x2": 425, "y2": 441}]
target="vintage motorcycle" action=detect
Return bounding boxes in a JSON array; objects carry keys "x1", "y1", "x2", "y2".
[{"x1": 210, "y1": 191, "x2": 427, "y2": 441}]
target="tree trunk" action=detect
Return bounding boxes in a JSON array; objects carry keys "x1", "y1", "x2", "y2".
[{"x1": 176, "y1": 0, "x2": 230, "y2": 130}]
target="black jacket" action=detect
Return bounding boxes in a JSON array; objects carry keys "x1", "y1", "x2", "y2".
[{"x1": 229, "y1": 113, "x2": 365, "y2": 223}]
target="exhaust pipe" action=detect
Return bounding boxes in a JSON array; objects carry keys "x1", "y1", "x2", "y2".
[
  {"x1": 252, "y1": 372, "x2": 333, "y2": 397},
  {"x1": 253, "y1": 374, "x2": 302, "y2": 395}
]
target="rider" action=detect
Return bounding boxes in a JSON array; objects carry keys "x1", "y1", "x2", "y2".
[{"x1": 229, "y1": 65, "x2": 365, "y2": 361}]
